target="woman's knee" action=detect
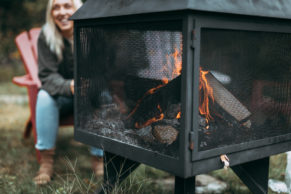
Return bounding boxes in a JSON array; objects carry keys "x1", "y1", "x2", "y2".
[{"x1": 37, "y1": 90, "x2": 57, "y2": 108}]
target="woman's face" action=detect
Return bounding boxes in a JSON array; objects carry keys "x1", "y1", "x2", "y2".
[{"x1": 51, "y1": 0, "x2": 75, "y2": 35}]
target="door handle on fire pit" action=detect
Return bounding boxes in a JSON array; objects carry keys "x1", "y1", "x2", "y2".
[{"x1": 220, "y1": 154, "x2": 230, "y2": 170}]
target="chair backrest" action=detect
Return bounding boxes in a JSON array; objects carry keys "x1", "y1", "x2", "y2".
[
  {"x1": 15, "y1": 27, "x2": 41, "y2": 88},
  {"x1": 29, "y1": 28, "x2": 41, "y2": 60}
]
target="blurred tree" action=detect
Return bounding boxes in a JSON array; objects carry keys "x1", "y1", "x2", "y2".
[
  {"x1": 0, "y1": 0, "x2": 85, "y2": 81},
  {"x1": 0, "y1": 0, "x2": 46, "y2": 66}
]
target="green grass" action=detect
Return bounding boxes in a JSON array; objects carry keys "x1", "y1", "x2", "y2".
[{"x1": 0, "y1": 82, "x2": 288, "y2": 193}]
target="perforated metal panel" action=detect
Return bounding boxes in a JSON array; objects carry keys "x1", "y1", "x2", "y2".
[
  {"x1": 76, "y1": 21, "x2": 183, "y2": 158},
  {"x1": 199, "y1": 28, "x2": 291, "y2": 151}
]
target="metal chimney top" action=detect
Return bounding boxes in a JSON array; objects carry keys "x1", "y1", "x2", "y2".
[{"x1": 71, "y1": 0, "x2": 291, "y2": 20}]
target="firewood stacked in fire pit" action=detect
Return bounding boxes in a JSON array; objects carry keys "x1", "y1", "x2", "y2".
[{"x1": 84, "y1": 69, "x2": 255, "y2": 154}]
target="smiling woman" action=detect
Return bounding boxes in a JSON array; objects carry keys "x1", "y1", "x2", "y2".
[
  {"x1": 43, "y1": 0, "x2": 82, "y2": 62},
  {"x1": 51, "y1": 0, "x2": 75, "y2": 38},
  {"x1": 33, "y1": 0, "x2": 104, "y2": 185}
]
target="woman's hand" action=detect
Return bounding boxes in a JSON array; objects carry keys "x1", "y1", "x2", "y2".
[{"x1": 70, "y1": 80, "x2": 74, "y2": 95}]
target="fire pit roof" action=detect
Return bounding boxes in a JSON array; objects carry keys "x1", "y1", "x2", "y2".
[{"x1": 71, "y1": 0, "x2": 291, "y2": 20}]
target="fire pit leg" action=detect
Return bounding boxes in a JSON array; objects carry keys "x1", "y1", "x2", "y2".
[
  {"x1": 231, "y1": 157, "x2": 269, "y2": 194},
  {"x1": 174, "y1": 176, "x2": 196, "y2": 194},
  {"x1": 96, "y1": 152, "x2": 140, "y2": 194}
]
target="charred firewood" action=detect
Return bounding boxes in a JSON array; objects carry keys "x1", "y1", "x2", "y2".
[
  {"x1": 165, "y1": 103, "x2": 181, "y2": 119},
  {"x1": 206, "y1": 72, "x2": 252, "y2": 128},
  {"x1": 127, "y1": 71, "x2": 251, "y2": 130},
  {"x1": 124, "y1": 75, "x2": 165, "y2": 103},
  {"x1": 127, "y1": 76, "x2": 181, "y2": 128}
]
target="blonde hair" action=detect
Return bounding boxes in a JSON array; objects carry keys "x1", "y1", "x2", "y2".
[{"x1": 43, "y1": 0, "x2": 83, "y2": 61}]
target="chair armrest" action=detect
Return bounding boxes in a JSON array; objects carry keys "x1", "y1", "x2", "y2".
[{"x1": 12, "y1": 75, "x2": 38, "y2": 87}]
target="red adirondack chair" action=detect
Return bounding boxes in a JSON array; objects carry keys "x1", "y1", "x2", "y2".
[{"x1": 12, "y1": 28, "x2": 73, "y2": 162}]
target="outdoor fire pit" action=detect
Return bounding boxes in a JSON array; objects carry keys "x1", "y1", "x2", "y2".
[{"x1": 71, "y1": 0, "x2": 291, "y2": 193}]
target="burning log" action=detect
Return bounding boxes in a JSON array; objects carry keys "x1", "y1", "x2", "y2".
[
  {"x1": 205, "y1": 72, "x2": 252, "y2": 128},
  {"x1": 127, "y1": 76, "x2": 181, "y2": 128},
  {"x1": 127, "y1": 69, "x2": 251, "y2": 130}
]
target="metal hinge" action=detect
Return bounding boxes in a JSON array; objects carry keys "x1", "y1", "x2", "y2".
[{"x1": 189, "y1": 131, "x2": 195, "y2": 150}]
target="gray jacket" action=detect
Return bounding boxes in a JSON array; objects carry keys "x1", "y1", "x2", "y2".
[{"x1": 37, "y1": 29, "x2": 74, "y2": 97}]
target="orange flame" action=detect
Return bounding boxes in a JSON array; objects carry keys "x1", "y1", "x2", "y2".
[
  {"x1": 165, "y1": 47, "x2": 182, "y2": 80},
  {"x1": 162, "y1": 78, "x2": 169, "y2": 84},
  {"x1": 171, "y1": 48, "x2": 182, "y2": 78},
  {"x1": 199, "y1": 68, "x2": 214, "y2": 123},
  {"x1": 176, "y1": 112, "x2": 181, "y2": 119},
  {"x1": 128, "y1": 47, "x2": 182, "y2": 122},
  {"x1": 128, "y1": 44, "x2": 215, "y2": 129},
  {"x1": 135, "y1": 105, "x2": 164, "y2": 129}
]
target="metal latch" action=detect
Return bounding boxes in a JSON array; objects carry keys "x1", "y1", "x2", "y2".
[{"x1": 220, "y1": 154, "x2": 230, "y2": 170}]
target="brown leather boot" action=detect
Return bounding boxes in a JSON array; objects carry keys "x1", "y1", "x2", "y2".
[
  {"x1": 33, "y1": 149, "x2": 54, "y2": 185},
  {"x1": 92, "y1": 156, "x2": 104, "y2": 177}
]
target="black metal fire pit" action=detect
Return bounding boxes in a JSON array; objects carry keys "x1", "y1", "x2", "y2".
[{"x1": 71, "y1": 0, "x2": 291, "y2": 193}]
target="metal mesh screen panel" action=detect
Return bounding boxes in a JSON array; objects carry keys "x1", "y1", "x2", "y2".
[
  {"x1": 76, "y1": 21, "x2": 182, "y2": 158},
  {"x1": 199, "y1": 28, "x2": 291, "y2": 151}
]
